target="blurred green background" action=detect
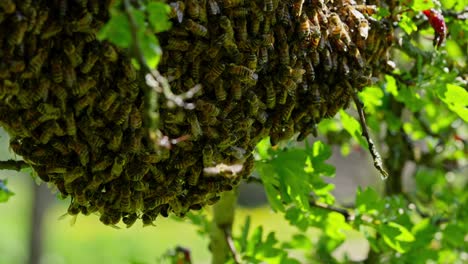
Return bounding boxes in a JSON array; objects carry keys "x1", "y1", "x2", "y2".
[{"x1": 0, "y1": 128, "x2": 373, "y2": 264}]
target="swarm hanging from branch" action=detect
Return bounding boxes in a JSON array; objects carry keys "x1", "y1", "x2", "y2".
[{"x1": 0, "y1": 0, "x2": 393, "y2": 227}]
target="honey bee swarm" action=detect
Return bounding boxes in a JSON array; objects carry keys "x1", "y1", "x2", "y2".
[{"x1": 0, "y1": 0, "x2": 392, "y2": 227}]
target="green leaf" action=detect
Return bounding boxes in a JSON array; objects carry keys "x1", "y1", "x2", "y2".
[
  {"x1": 97, "y1": 10, "x2": 132, "y2": 47},
  {"x1": 284, "y1": 206, "x2": 309, "y2": 231},
  {"x1": 256, "y1": 162, "x2": 285, "y2": 212},
  {"x1": 282, "y1": 234, "x2": 313, "y2": 250},
  {"x1": 255, "y1": 137, "x2": 272, "y2": 160},
  {"x1": 442, "y1": 223, "x2": 466, "y2": 247},
  {"x1": 395, "y1": 86, "x2": 425, "y2": 112},
  {"x1": 339, "y1": 110, "x2": 368, "y2": 148},
  {"x1": 359, "y1": 86, "x2": 384, "y2": 114},
  {"x1": 355, "y1": 187, "x2": 383, "y2": 215},
  {"x1": 437, "y1": 84, "x2": 468, "y2": 122},
  {"x1": 399, "y1": 14, "x2": 418, "y2": 35},
  {"x1": 140, "y1": 32, "x2": 162, "y2": 68},
  {"x1": 378, "y1": 222, "x2": 415, "y2": 253},
  {"x1": 0, "y1": 179, "x2": 14, "y2": 203},
  {"x1": 385, "y1": 75, "x2": 398, "y2": 96},
  {"x1": 411, "y1": 0, "x2": 435, "y2": 12},
  {"x1": 147, "y1": 2, "x2": 172, "y2": 33},
  {"x1": 239, "y1": 216, "x2": 251, "y2": 252}
]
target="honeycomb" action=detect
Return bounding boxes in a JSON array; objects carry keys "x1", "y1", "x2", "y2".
[{"x1": 0, "y1": 0, "x2": 393, "y2": 227}]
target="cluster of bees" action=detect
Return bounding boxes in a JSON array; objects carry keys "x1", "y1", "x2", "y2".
[{"x1": 0, "y1": 0, "x2": 392, "y2": 227}]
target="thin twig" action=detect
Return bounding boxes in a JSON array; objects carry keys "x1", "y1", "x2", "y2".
[
  {"x1": 0, "y1": 160, "x2": 29, "y2": 171},
  {"x1": 223, "y1": 227, "x2": 241, "y2": 264},
  {"x1": 352, "y1": 92, "x2": 389, "y2": 179},
  {"x1": 309, "y1": 199, "x2": 352, "y2": 221}
]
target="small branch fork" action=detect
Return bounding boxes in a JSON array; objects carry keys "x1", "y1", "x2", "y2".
[
  {"x1": 352, "y1": 92, "x2": 389, "y2": 180},
  {"x1": 0, "y1": 160, "x2": 29, "y2": 171}
]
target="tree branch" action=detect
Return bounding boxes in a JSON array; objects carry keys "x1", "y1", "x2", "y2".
[
  {"x1": 352, "y1": 92, "x2": 389, "y2": 179},
  {"x1": 0, "y1": 160, "x2": 29, "y2": 171}
]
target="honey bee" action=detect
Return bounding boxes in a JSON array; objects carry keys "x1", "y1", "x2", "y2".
[
  {"x1": 227, "y1": 80, "x2": 241, "y2": 100},
  {"x1": 122, "y1": 213, "x2": 138, "y2": 228},
  {"x1": 228, "y1": 64, "x2": 257, "y2": 82},
  {"x1": 98, "y1": 90, "x2": 118, "y2": 112},
  {"x1": 263, "y1": 0, "x2": 273, "y2": 12},
  {"x1": 41, "y1": 21, "x2": 63, "y2": 39},
  {"x1": 187, "y1": 112, "x2": 202, "y2": 139},
  {"x1": 236, "y1": 18, "x2": 248, "y2": 43},
  {"x1": 292, "y1": 0, "x2": 305, "y2": 17},
  {"x1": 61, "y1": 112, "x2": 76, "y2": 138},
  {"x1": 74, "y1": 91, "x2": 97, "y2": 114},
  {"x1": 88, "y1": 0, "x2": 99, "y2": 14},
  {"x1": 133, "y1": 181, "x2": 149, "y2": 192},
  {"x1": 8, "y1": 18, "x2": 27, "y2": 47},
  {"x1": 212, "y1": 79, "x2": 227, "y2": 102},
  {"x1": 256, "y1": 110, "x2": 268, "y2": 124},
  {"x1": 128, "y1": 130, "x2": 143, "y2": 154},
  {"x1": 72, "y1": 77, "x2": 96, "y2": 97},
  {"x1": 228, "y1": 7, "x2": 248, "y2": 17},
  {"x1": 205, "y1": 63, "x2": 225, "y2": 83},
  {"x1": 191, "y1": 59, "x2": 201, "y2": 83},
  {"x1": 187, "y1": 164, "x2": 202, "y2": 186},
  {"x1": 165, "y1": 39, "x2": 191, "y2": 51},
  {"x1": 69, "y1": 11, "x2": 93, "y2": 32},
  {"x1": 246, "y1": 91, "x2": 260, "y2": 116},
  {"x1": 129, "y1": 106, "x2": 142, "y2": 130},
  {"x1": 38, "y1": 126, "x2": 53, "y2": 145},
  {"x1": 297, "y1": 120, "x2": 318, "y2": 141},
  {"x1": 100, "y1": 210, "x2": 121, "y2": 227},
  {"x1": 92, "y1": 155, "x2": 113, "y2": 173},
  {"x1": 340, "y1": 57, "x2": 350, "y2": 77},
  {"x1": 262, "y1": 15, "x2": 272, "y2": 34},
  {"x1": 150, "y1": 166, "x2": 165, "y2": 183},
  {"x1": 250, "y1": 16, "x2": 262, "y2": 36},
  {"x1": 317, "y1": 27, "x2": 328, "y2": 52},
  {"x1": 169, "y1": 1, "x2": 185, "y2": 23},
  {"x1": 328, "y1": 13, "x2": 344, "y2": 38},
  {"x1": 25, "y1": 48, "x2": 48, "y2": 76},
  {"x1": 350, "y1": 44, "x2": 365, "y2": 68},
  {"x1": 75, "y1": 189, "x2": 88, "y2": 205},
  {"x1": 354, "y1": 5, "x2": 377, "y2": 16},
  {"x1": 278, "y1": 42, "x2": 290, "y2": 66},
  {"x1": 111, "y1": 155, "x2": 126, "y2": 178},
  {"x1": 63, "y1": 39, "x2": 83, "y2": 67},
  {"x1": 264, "y1": 79, "x2": 276, "y2": 109},
  {"x1": 51, "y1": 139, "x2": 70, "y2": 155},
  {"x1": 321, "y1": 47, "x2": 333, "y2": 72},
  {"x1": 81, "y1": 47, "x2": 99, "y2": 73},
  {"x1": 70, "y1": 141, "x2": 90, "y2": 166},
  {"x1": 196, "y1": 99, "x2": 221, "y2": 117},
  {"x1": 113, "y1": 102, "x2": 132, "y2": 125},
  {"x1": 219, "y1": 16, "x2": 234, "y2": 39},
  {"x1": 223, "y1": 0, "x2": 245, "y2": 9},
  {"x1": 185, "y1": 19, "x2": 208, "y2": 38},
  {"x1": 63, "y1": 167, "x2": 85, "y2": 184},
  {"x1": 63, "y1": 64, "x2": 77, "y2": 88},
  {"x1": 276, "y1": 3, "x2": 291, "y2": 26},
  {"x1": 103, "y1": 43, "x2": 118, "y2": 62}
]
